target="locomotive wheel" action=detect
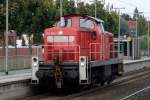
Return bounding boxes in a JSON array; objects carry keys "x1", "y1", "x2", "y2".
[
  {"x1": 100, "y1": 81, "x2": 105, "y2": 86},
  {"x1": 107, "y1": 77, "x2": 113, "y2": 84},
  {"x1": 107, "y1": 80, "x2": 112, "y2": 84}
]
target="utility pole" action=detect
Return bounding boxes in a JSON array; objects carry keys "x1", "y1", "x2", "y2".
[
  {"x1": 60, "y1": 0, "x2": 64, "y2": 27},
  {"x1": 146, "y1": 17, "x2": 150, "y2": 56},
  {"x1": 135, "y1": 12, "x2": 143, "y2": 38},
  {"x1": 114, "y1": 8, "x2": 125, "y2": 57},
  {"x1": 148, "y1": 18, "x2": 150, "y2": 56},
  {"x1": 60, "y1": 0, "x2": 62, "y2": 19},
  {"x1": 136, "y1": 16, "x2": 138, "y2": 39},
  {"x1": 135, "y1": 15, "x2": 138, "y2": 59},
  {"x1": 5, "y1": 0, "x2": 9, "y2": 75},
  {"x1": 95, "y1": 0, "x2": 97, "y2": 18},
  {"x1": 90, "y1": 0, "x2": 97, "y2": 18},
  {"x1": 135, "y1": 12, "x2": 143, "y2": 59}
]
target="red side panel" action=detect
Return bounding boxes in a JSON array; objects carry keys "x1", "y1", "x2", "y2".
[{"x1": 80, "y1": 32, "x2": 91, "y2": 57}]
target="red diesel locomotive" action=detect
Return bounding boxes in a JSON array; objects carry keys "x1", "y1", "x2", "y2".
[{"x1": 31, "y1": 15, "x2": 123, "y2": 88}]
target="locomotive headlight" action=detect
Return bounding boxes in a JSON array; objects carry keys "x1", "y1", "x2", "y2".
[
  {"x1": 42, "y1": 48, "x2": 44, "y2": 54},
  {"x1": 81, "y1": 62, "x2": 85, "y2": 67},
  {"x1": 59, "y1": 30, "x2": 63, "y2": 35},
  {"x1": 33, "y1": 63, "x2": 38, "y2": 67},
  {"x1": 42, "y1": 46, "x2": 44, "y2": 54}
]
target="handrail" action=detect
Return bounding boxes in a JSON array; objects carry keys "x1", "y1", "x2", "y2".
[
  {"x1": 34, "y1": 45, "x2": 80, "y2": 63},
  {"x1": 89, "y1": 42, "x2": 123, "y2": 61},
  {"x1": 33, "y1": 42, "x2": 123, "y2": 63},
  {"x1": 89, "y1": 43, "x2": 103, "y2": 61}
]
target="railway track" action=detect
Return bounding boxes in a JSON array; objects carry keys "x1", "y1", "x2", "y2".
[{"x1": 22, "y1": 68, "x2": 150, "y2": 100}]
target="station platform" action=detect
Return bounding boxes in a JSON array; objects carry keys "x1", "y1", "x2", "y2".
[
  {"x1": 123, "y1": 57, "x2": 150, "y2": 64},
  {"x1": 0, "y1": 69, "x2": 31, "y2": 84}
]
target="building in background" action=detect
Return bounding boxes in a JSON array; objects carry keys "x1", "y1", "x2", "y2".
[
  {"x1": 128, "y1": 20, "x2": 136, "y2": 36},
  {"x1": 0, "y1": 30, "x2": 16, "y2": 46}
]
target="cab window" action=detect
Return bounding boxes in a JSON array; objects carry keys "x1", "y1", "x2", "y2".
[
  {"x1": 57, "y1": 18, "x2": 72, "y2": 28},
  {"x1": 80, "y1": 18, "x2": 94, "y2": 29},
  {"x1": 98, "y1": 23, "x2": 105, "y2": 33}
]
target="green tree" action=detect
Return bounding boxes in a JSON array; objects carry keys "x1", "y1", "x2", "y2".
[
  {"x1": 133, "y1": 8, "x2": 139, "y2": 20},
  {"x1": 138, "y1": 15, "x2": 146, "y2": 36},
  {"x1": 0, "y1": 0, "x2": 5, "y2": 33},
  {"x1": 77, "y1": 2, "x2": 88, "y2": 15},
  {"x1": 0, "y1": 0, "x2": 120, "y2": 43},
  {"x1": 120, "y1": 17, "x2": 128, "y2": 35},
  {"x1": 121, "y1": 13, "x2": 131, "y2": 21},
  {"x1": 133, "y1": 8, "x2": 146, "y2": 36}
]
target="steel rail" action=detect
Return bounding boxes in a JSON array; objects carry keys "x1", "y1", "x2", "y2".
[{"x1": 120, "y1": 86, "x2": 150, "y2": 100}]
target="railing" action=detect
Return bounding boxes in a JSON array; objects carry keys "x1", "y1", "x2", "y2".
[
  {"x1": 0, "y1": 46, "x2": 41, "y2": 72},
  {"x1": 0, "y1": 55, "x2": 32, "y2": 72},
  {"x1": 33, "y1": 42, "x2": 123, "y2": 63},
  {"x1": 89, "y1": 42, "x2": 123, "y2": 61},
  {"x1": 89, "y1": 43, "x2": 103, "y2": 61},
  {"x1": 35, "y1": 45, "x2": 80, "y2": 63}
]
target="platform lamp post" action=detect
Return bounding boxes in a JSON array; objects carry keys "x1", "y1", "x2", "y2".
[
  {"x1": 60, "y1": 0, "x2": 64, "y2": 27},
  {"x1": 90, "y1": 0, "x2": 105, "y2": 18},
  {"x1": 148, "y1": 18, "x2": 150, "y2": 56},
  {"x1": 114, "y1": 8, "x2": 125, "y2": 57},
  {"x1": 146, "y1": 17, "x2": 150, "y2": 56},
  {"x1": 5, "y1": 0, "x2": 9, "y2": 75},
  {"x1": 94, "y1": 0, "x2": 106, "y2": 18},
  {"x1": 135, "y1": 12, "x2": 143, "y2": 39},
  {"x1": 89, "y1": 0, "x2": 97, "y2": 18},
  {"x1": 94, "y1": 0, "x2": 97, "y2": 18},
  {"x1": 60, "y1": 0, "x2": 62, "y2": 19},
  {"x1": 135, "y1": 12, "x2": 143, "y2": 59}
]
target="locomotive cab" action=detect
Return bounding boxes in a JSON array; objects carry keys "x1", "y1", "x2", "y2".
[{"x1": 31, "y1": 15, "x2": 123, "y2": 88}]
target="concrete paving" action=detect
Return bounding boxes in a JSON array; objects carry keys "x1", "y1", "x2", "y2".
[
  {"x1": 123, "y1": 57, "x2": 150, "y2": 72},
  {"x1": 123, "y1": 56, "x2": 150, "y2": 64},
  {"x1": 0, "y1": 69, "x2": 31, "y2": 84},
  {"x1": 0, "y1": 69, "x2": 33, "y2": 100}
]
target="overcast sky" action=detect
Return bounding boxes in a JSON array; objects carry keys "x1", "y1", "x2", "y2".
[
  {"x1": 81, "y1": 0, "x2": 150, "y2": 19},
  {"x1": 105, "y1": 0, "x2": 150, "y2": 18}
]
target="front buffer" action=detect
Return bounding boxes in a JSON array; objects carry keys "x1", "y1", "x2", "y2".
[{"x1": 31, "y1": 56, "x2": 91, "y2": 88}]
